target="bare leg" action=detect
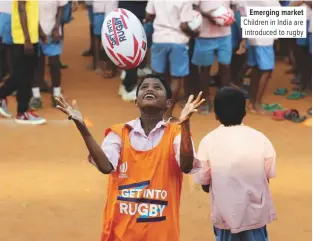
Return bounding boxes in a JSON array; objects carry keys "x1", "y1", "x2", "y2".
[
  {"x1": 248, "y1": 67, "x2": 260, "y2": 109},
  {"x1": 219, "y1": 63, "x2": 231, "y2": 87},
  {"x1": 199, "y1": 66, "x2": 211, "y2": 114},
  {"x1": 253, "y1": 71, "x2": 271, "y2": 113},
  {"x1": 92, "y1": 36, "x2": 101, "y2": 71},
  {"x1": 49, "y1": 55, "x2": 61, "y2": 89}
]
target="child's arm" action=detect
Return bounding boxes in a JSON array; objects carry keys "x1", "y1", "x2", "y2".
[
  {"x1": 193, "y1": 137, "x2": 212, "y2": 192},
  {"x1": 179, "y1": 2, "x2": 200, "y2": 37},
  {"x1": 144, "y1": 0, "x2": 155, "y2": 23}
]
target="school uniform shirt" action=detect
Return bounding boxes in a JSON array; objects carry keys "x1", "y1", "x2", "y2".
[
  {"x1": 11, "y1": 0, "x2": 39, "y2": 44},
  {"x1": 39, "y1": 1, "x2": 68, "y2": 36},
  {"x1": 92, "y1": 0, "x2": 106, "y2": 14},
  {"x1": 145, "y1": 0, "x2": 194, "y2": 44},
  {"x1": 88, "y1": 119, "x2": 200, "y2": 241},
  {"x1": 194, "y1": 124, "x2": 277, "y2": 234},
  {"x1": 239, "y1": 0, "x2": 280, "y2": 46},
  {"x1": 0, "y1": 0, "x2": 12, "y2": 14},
  {"x1": 194, "y1": 0, "x2": 231, "y2": 38}
]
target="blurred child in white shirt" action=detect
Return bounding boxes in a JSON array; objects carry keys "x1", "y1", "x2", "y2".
[
  {"x1": 192, "y1": 0, "x2": 233, "y2": 115},
  {"x1": 145, "y1": 0, "x2": 197, "y2": 121},
  {"x1": 30, "y1": 0, "x2": 67, "y2": 109},
  {"x1": 240, "y1": 0, "x2": 280, "y2": 114},
  {"x1": 194, "y1": 86, "x2": 277, "y2": 241},
  {"x1": 82, "y1": 0, "x2": 94, "y2": 57}
]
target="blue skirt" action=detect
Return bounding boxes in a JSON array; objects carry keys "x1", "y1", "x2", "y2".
[{"x1": 214, "y1": 226, "x2": 268, "y2": 241}]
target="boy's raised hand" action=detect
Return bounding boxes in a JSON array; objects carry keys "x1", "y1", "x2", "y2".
[
  {"x1": 179, "y1": 92, "x2": 205, "y2": 124},
  {"x1": 55, "y1": 95, "x2": 84, "y2": 125}
]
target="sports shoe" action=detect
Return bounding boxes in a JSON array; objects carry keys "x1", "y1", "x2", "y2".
[
  {"x1": 121, "y1": 87, "x2": 137, "y2": 102},
  {"x1": 0, "y1": 98, "x2": 12, "y2": 118},
  {"x1": 30, "y1": 97, "x2": 42, "y2": 110},
  {"x1": 15, "y1": 111, "x2": 46, "y2": 125}
]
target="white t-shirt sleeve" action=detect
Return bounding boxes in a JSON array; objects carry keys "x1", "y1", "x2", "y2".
[
  {"x1": 263, "y1": 137, "x2": 276, "y2": 179},
  {"x1": 193, "y1": 136, "x2": 211, "y2": 185},
  {"x1": 88, "y1": 131, "x2": 122, "y2": 170},
  {"x1": 146, "y1": 0, "x2": 155, "y2": 15},
  {"x1": 173, "y1": 134, "x2": 201, "y2": 174}
]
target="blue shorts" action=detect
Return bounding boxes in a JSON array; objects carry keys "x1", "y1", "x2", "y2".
[
  {"x1": 151, "y1": 43, "x2": 189, "y2": 77},
  {"x1": 247, "y1": 45, "x2": 275, "y2": 71},
  {"x1": 192, "y1": 35, "x2": 232, "y2": 66},
  {"x1": 62, "y1": 2, "x2": 72, "y2": 24},
  {"x1": 0, "y1": 13, "x2": 13, "y2": 45},
  {"x1": 87, "y1": 6, "x2": 94, "y2": 23},
  {"x1": 40, "y1": 37, "x2": 63, "y2": 57},
  {"x1": 143, "y1": 22, "x2": 153, "y2": 48},
  {"x1": 231, "y1": 11, "x2": 242, "y2": 49},
  {"x1": 93, "y1": 13, "x2": 105, "y2": 36},
  {"x1": 214, "y1": 226, "x2": 268, "y2": 241}
]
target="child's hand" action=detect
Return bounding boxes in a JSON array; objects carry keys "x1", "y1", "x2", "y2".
[
  {"x1": 52, "y1": 27, "x2": 61, "y2": 43},
  {"x1": 179, "y1": 92, "x2": 205, "y2": 124},
  {"x1": 55, "y1": 95, "x2": 85, "y2": 125}
]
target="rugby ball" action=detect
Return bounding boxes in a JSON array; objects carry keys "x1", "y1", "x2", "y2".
[
  {"x1": 101, "y1": 8, "x2": 147, "y2": 69},
  {"x1": 187, "y1": 10, "x2": 203, "y2": 31},
  {"x1": 210, "y1": 6, "x2": 235, "y2": 27}
]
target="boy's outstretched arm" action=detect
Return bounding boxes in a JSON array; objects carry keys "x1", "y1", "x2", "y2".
[{"x1": 55, "y1": 96, "x2": 114, "y2": 174}]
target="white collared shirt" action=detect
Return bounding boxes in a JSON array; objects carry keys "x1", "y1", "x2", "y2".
[{"x1": 88, "y1": 118, "x2": 200, "y2": 173}]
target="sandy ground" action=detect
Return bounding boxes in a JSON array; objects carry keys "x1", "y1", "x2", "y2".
[{"x1": 0, "y1": 10, "x2": 311, "y2": 241}]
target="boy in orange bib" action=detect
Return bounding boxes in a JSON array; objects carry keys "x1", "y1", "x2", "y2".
[{"x1": 55, "y1": 74, "x2": 204, "y2": 241}]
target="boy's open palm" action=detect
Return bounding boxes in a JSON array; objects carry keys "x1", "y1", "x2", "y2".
[
  {"x1": 55, "y1": 95, "x2": 84, "y2": 124},
  {"x1": 179, "y1": 92, "x2": 205, "y2": 124}
]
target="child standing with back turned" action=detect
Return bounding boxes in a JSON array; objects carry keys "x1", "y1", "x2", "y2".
[{"x1": 194, "y1": 86, "x2": 277, "y2": 241}]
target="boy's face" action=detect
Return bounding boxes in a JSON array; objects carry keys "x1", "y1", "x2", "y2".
[{"x1": 136, "y1": 78, "x2": 172, "y2": 111}]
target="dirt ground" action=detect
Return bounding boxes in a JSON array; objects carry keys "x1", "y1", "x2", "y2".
[{"x1": 0, "y1": 10, "x2": 311, "y2": 241}]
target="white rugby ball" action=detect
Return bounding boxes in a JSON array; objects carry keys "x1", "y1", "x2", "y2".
[
  {"x1": 210, "y1": 6, "x2": 235, "y2": 27},
  {"x1": 187, "y1": 10, "x2": 203, "y2": 31},
  {"x1": 101, "y1": 8, "x2": 147, "y2": 69}
]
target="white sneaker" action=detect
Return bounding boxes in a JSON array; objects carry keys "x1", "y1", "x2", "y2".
[
  {"x1": 121, "y1": 87, "x2": 137, "y2": 102},
  {"x1": 118, "y1": 85, "x2": 126, "y2": 96},
  {"x1": 15, "y1": 111, "x2": 47, "y2": 125},
  {"x1": 137, "y1": 67, "x2": 152, "y2": 77},
  {"x1": 0, "y1": 98, "x2": 12, "y2": 118}
]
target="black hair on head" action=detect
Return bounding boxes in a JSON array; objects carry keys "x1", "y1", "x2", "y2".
[
  {"x1": 214, "y1": 86, "x2": 246, "y2": 126},
  {"x1": 136, "y1": 73, "x2": 172, "y2": 99}
]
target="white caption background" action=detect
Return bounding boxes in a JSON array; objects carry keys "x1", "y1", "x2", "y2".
[{"x1": 241, "y1": 7, "x2": 308, "y2": 38}]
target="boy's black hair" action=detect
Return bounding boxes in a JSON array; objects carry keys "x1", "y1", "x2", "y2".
[
  {"x1": 136, "y1": 74, "x2": 172, "y2": 99},
  {"x1": 214, "y1": 87, "x2": 246, "y2": 126}
]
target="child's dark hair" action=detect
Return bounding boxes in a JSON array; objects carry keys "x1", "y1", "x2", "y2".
[
  {"x1": 214, "y1": 87, "x2": 246, "y2": 126},
  {"x1": 136, "y1": 74, "x2": 172, "y2": 99}
]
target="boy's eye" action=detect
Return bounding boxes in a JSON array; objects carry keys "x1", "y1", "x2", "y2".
[{"x1": 154, "y1": 86, "x2": 161, "y2": 90}]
